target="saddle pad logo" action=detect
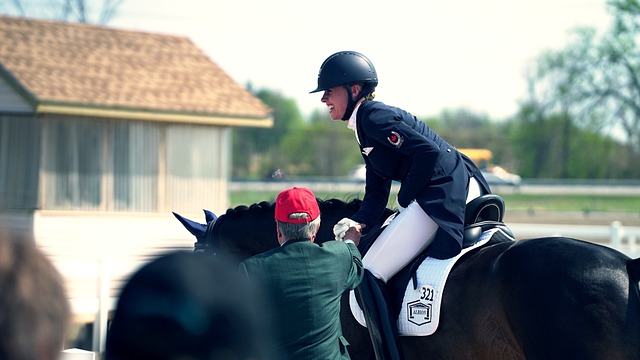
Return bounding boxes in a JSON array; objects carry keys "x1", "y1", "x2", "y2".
[
  {"x1": 387, "y1": 131, "x2": 404, "y2": 148},
  {"x1": 407, "y1": 284, "x2": 435, "y2": 326},
  {"x1": 362, "y1": 147, "x2": 374, "y2": 156}
]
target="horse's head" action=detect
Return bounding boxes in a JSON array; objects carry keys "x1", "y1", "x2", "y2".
[
  {"x1": 172, "y1": 209, "x2": 218, "y2": 253},
  {"x1": 173, "y1": 198, "x2": 394, "y2": 263},
  {"x1": 173, "y1": 202, "x2": 279, "y2": 262}
]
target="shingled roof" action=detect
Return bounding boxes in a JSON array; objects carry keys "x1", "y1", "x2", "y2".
[{"x1": 0, "y1": 15, "x2": 272, "y2": 127}]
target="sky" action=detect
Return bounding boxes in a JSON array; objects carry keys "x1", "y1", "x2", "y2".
[{"x1": 108, "y1": 0, "x2": 613, "y2": 120}]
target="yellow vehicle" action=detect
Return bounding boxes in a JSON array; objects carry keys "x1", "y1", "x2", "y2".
[
  {"x1": 457, "y1": 148, "x2": 493, "y2": 170},
  {"x1": 458, "y1": 148, "x2": 521, "y2": 186}
]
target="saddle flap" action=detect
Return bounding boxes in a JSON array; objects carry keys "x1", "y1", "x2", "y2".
[
  {"x1": 463, "y1": 221, "x2": 514, "y2": 247},
  {"x1": 350, "y1": 229, "x2": 499, "y2": 337}
]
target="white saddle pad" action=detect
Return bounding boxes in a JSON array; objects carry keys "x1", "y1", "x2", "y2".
[{"x1": 349, "y1": 227, "x2": 499, "y2": 336}]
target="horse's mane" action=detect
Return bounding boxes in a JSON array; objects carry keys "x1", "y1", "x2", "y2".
[
  {"x1": 319, "y1": 197, "x2": 365, "y2": 212},
  {"x1": 222, "y1": 198, "x2": 366, "y2": 219},
  {"x1": 223, "y1": 201, "x2": 274, "y2": 219}
]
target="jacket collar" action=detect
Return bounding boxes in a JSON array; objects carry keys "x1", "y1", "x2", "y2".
[{"x1": 281, "y1": 238, "x2": 311, "y2": 247}]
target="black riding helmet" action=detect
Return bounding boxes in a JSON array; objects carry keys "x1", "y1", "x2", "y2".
[{"x1": 310, "y1": 51, "x2": 378, "y2": 120}]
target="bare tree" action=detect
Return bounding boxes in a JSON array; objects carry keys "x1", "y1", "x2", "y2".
[{"x1": 1, "y1": 0, "x2": 124, "y2": 24}]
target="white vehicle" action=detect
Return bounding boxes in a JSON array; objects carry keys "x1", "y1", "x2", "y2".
[
  {"x1": 481, "y1": 166, "x2": 522, "y2": 186},
  {"x1": 350, "y1": 164, "x2": 367, "y2": 182}
]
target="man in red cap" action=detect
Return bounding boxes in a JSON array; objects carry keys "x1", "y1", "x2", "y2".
[{"x1": 239, "y1": 187, "x2": 365, "y2": 359}]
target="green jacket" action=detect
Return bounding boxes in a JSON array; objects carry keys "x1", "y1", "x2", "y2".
[{"x1": 239, "y1": 238, "x2": 364, "y2": 359}]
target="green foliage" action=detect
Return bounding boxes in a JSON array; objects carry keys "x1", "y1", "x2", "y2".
[
  {"x1": 524, "y1": 1, "x2": 640, "y2": 154},
  {"x1": 232, "y1": 88, "x2": 362, "y2": 179},
  {"x1": 236, "y1": 50, "x2": 640, "y2": 182},
  {"x1": 430, "y1": 109, "x2": 491, "y2": 147},
  {"x1": 608, "y1": 0, "x2": 640, "y2": 34},
  {"x1": 509, "y1": 104, "x2": 638, "y2": 178},
  {"x1": 508, "y1": 0, "x2": 640, "y2": 179},
  {"x1": 278, "y1": 121, "x2": 361, "y2": 177},
  {"x1": 235, "y1": 0, "x2": 640, "y2": 181},
  {"x1": 231, "y1": 88, "x2": 306, "y2": 179}
]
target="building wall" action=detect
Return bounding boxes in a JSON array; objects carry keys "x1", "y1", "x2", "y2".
[
  {"x1": 0, "y1": 115, "x2": 40, "y2": 209},
  {"x1": 33, "y1": 211, "x2": 195, "y2": 321},
  {"x1": 0, "y1": 211, "x2": 34, "y2": 236},
  {"x1": 0, "y1": 114, "x2": 229, "y2": 214},
  {"x1": 1, "y1": 112, "x2": 232, "y2": 323},
  {"x1": 0, "y1": 76, "x2": 32, "y2": 113}
]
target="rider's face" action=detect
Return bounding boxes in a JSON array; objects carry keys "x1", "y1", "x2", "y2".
[{"x1": 321, "y1": 85, "x2": 350, "y2": 121}]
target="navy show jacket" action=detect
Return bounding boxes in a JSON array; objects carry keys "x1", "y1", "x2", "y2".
[{"x1": 350, "y1": 100, "x2": 491, "y2": 259}]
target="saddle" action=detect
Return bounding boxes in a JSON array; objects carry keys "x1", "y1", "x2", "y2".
[{"x1": 358, "y1": 194, "x2": 515, "y2": 321}]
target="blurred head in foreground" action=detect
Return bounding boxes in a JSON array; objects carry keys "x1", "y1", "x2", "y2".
[
  {"x1": 0, "y1": 230, "x2": 70, "y2": 360},
  {"x1": 105, "y1": 251, "x2": 275, "y2": 360}
]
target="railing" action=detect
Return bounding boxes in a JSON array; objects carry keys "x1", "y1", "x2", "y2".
[{"x1": 508, "y1": 221, "x2": 640, "y2": 258}]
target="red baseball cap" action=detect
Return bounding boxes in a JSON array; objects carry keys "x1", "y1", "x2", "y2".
[{"x1": 275, "y1": 187, "x2": 320, "y2": 224}]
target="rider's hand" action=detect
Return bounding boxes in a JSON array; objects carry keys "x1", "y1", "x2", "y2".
[{"x1": 333, "y1": 218, "x2": 359, "y2": 241}]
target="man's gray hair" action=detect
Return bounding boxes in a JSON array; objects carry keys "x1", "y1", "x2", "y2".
[{"x1": 278, "y1": 213, "x2": 321, "y2": 240}]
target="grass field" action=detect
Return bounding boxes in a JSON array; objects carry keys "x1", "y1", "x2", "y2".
[
  {"x1": 501, "y1": 193, "x2": 640, "y2": 213},
  {"x1": 230, "y1": 190, "x2": 640, "y2": 214}
]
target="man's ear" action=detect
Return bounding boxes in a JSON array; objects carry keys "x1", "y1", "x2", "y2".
[{"x1": 310, "y1": 227, "x2": 320, "y2": 243}]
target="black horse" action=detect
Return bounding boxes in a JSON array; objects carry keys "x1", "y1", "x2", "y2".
[{"x1": 174, "y1": 198, "x2": 640, "y2": 359}]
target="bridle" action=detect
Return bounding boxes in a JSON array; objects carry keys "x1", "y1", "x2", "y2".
[{"x1": 194, "y1": 214, "x2": 222, "y2": 256}]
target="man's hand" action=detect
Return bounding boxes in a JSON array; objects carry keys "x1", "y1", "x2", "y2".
[{"x1": 343, "y1": 224, "x2": 365, "y2": 246}]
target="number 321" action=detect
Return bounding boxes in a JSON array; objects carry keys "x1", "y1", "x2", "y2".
[{"x1": 420, "y1": 285, "x2": 435, "y2": 302}]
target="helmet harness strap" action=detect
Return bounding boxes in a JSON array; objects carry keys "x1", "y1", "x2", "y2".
[{"x1": 342, "y1": 83, "x2": 368, "y2": 121}]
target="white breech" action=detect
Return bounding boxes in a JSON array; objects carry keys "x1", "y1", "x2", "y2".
[{"x1": 363, "y1": 177, "x2": 483, "y2": 282}]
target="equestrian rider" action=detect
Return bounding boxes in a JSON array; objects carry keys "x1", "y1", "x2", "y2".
[{"x1": 311, "y1": 51, "x2": 491, "y2": 360}]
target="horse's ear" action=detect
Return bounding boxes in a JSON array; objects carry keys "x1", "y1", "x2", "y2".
[
  {"x1": 204, "y1": 209, "x2": 217, "y2": 223},
  {"x1": 172, "y1": 211, "x2": 207, "y2": 240}
]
